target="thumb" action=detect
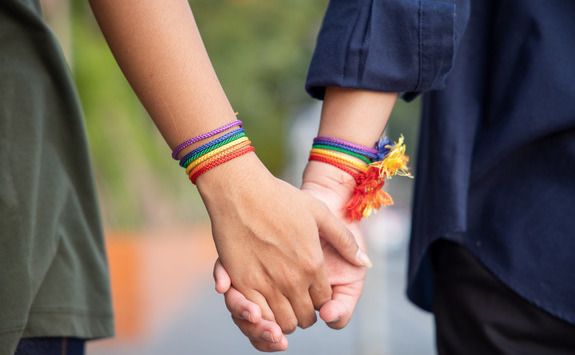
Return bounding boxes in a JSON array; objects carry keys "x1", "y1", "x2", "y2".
[
  {"x1": 314, "y1": 205, "x2": 372, "y2": 268},
  {"x1": 213, "y1": 258, "x2": 232, "y2": 294}
]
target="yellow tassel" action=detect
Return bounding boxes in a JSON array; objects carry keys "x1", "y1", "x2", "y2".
[{"x1": 370, "y1": 135, "x2": 412, "y2": 179}]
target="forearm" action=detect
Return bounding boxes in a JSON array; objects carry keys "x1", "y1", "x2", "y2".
[
  {"x1": 88, "y1": 0, "x2": 236, "y2": 153},
  {"x1": 318, "y1": 87, "x2": 397, "y2": 147},
  {"x1": 304, "y1": 86, "x2": 399, "y2": 213}
]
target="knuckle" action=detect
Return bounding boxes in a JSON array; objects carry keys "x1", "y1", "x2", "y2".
[
  {"x1": 317, "y1": 289, "x2": 331, "y2": 304},
  {"x1": 340, "y1": 230, "x2": 356, "y2": 250},
  {"x1": 301, "y1": 255, "x2": 323, "y2": 276},
  {"x1": 299, "y1": 314, "x2": 317, "y2": 329},
  {"x1": 281, "y1": 271, "x2": 300, "y2": 290},
  {"x1": 280, "y1": 319, "x2": 298, "y2": 335}
]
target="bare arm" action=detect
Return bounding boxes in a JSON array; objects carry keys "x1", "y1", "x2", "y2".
[{"x1": 88, "y1": 0, "x2": 235, "y2": 145}]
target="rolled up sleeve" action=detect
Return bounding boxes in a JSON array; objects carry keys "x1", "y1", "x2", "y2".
[{"x1": 306, "y1": 0, "x2": 466, "y2": 101}]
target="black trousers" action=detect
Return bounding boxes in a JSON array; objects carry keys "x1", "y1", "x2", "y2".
[
  {"x1": 432, "y1": 241, "x2": 575, "y2": 355},
  {"x1": 14, "y1": 338, "x2": 85, "y2": 355}
]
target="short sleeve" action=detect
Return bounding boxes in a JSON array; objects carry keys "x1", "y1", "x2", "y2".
[{"x1": 306, "y1": 0, "x2": 465, "y2": 101}]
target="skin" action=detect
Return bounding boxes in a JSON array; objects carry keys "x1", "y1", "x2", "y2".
[
  {"x1": 216, "y1": 87, "x2": 398, "y2": 351},
  {"x1": 87, "y1": 0, "x2": 371, "y2": 334}
]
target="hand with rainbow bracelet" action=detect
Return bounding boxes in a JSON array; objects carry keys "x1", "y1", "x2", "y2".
[
  {"x1": 213, "y1": 158, "x2": 371, "y2": 351},
  {"x1": 215, "y1": 88, "x2": 411, "y2": 351}
]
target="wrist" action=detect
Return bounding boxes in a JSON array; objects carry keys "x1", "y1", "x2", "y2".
[
  {"x1": 305, "y1": 135, "x2": 411, "y2": 221},
  {"x1": 302, "y1": 161, "x2": 356, "y2": 201},
  {"x1": 195, "y1": 151, "x2": 267, "y2": 199}
]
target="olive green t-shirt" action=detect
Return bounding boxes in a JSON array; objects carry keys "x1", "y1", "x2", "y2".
[{"x1": 0, "y1": 1, "x2": 114, "y2": 353}]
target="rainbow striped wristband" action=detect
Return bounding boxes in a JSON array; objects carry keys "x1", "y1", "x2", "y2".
[
  {"x1": 309, "y1": 135, "x2": 411, "y2": 221},
  {"x1": 174, "y1": 120, "x2": 254, "y2": 185}
]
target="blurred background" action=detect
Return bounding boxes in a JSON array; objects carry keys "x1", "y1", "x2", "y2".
[{"x1": 41, "y1": 0, "x2": 433, "y2": 354}]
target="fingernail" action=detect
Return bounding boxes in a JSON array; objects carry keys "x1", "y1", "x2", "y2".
[
  {"x1": 262, "y1": 331, "x2": 276, "y2": 343},
  {"x1": 357, "y1": 250, "x2": 373, "y2": 268},
  {"x1": 241, "y1": 311, "x2": 252, "y2": 322}
]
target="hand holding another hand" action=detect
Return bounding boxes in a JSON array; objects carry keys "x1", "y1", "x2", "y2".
[
  {"x1": 213, "y1": 160, "x2": 370, "y2": 352},
  {"x1": 199, "y1": 154, "x2": 369, "y2": 341}
]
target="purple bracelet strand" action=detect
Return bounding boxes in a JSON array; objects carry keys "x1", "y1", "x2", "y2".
[
  {"x1": 313, "y1": 140, "x2": 379, "y2": 160},
  {"x1": 172, "y1": 120, "x2": 243, "y2": 160},
  {"x1": 313, "y1": 136, "x2": 379, "y2": 155}
]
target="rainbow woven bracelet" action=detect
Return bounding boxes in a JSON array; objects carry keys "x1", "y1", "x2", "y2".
[
  {"x1": 309, "y1": 135, "x2": 411, "y2": 221},
  {"x1": 179, "y1": 128, "x2": 245, "y2": 167},
  {"x1": 174, "y1": 120, "x2": 254, "y2": 185}
]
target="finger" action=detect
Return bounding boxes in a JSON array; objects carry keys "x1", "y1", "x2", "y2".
[
  {"x1": 249, "y1": 337, "x2": 289, "y2": 352},
  {"x1": 231, "y1": 316, "x2": 283, "y2": 343},
  {"x1": 314, "y1": 202, "x2": 372, "y2": 268},
  {"x1": 308, "y1": 265, "x2": 332, "y2": 310},
  {"x1": 239, "y1": 289, "x2": 276, "y2": 324},
  {"x1": 287, "y1": 292, "x2": 317, "y2": 329},
  {"x1": 318, "y1": 285, "x2": 359, "y2": 329},
  {"x1": 213, "y1": 258, "x2": 231, "y2": 294},
  {"x1": 224, "y1": 286, "x2": 262, "y2": 324},
  {"x1": 265, "y1": 293, "x2": 298, "y2": 334}
]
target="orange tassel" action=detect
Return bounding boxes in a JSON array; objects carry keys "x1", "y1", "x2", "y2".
[{"x1": 344, "y1": 166, "x2": 394, "y2": 221}]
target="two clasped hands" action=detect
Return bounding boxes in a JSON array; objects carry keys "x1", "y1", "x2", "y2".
[
  {"x1": 202, "y1": 156, "x2": 369, "y2": 352},
  {"x1": 197, "y1": 88, "x2": 397, "y2": 352}
]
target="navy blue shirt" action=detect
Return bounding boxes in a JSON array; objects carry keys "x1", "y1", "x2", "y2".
[{"x1": 307, "y1": 0, "x2": 575, "y2": 324}]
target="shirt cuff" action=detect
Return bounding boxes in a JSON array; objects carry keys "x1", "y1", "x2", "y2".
[{"x1": 306, "y1": 0, "x2": 458, "y2": 101}]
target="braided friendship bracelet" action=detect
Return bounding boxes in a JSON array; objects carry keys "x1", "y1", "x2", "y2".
[
  {"x1": 308, "y1": 154, "x2": 361, "y2": 180},
  {"x1": 186, "y1": 138, "x2": 251, "y2": 175},
  {"x1": 185, "y1": 136, "x2": 250, "y2": 174},
  {"x1": 190, "y1": 146, "x2": 255, "y2": 184},
  {"x1": 171, "y1": 119, "x2": 243, "y2": 160},
  {"x1": 181, "y1": 132, "x2": 247, "y2": 168},
  {"x1": 314, "y1": 136, "x2": 378, "y2": 155},
  {"x1": 179, "y1": 128, "x2": 245, "y2": 167},
  {"x1": 312, "y1": 144, "x2": 372, "y2": 164},
  {"x1": 309, "y1": 135, "x2": 411, "y2": 221},
  {"x1": 173, "y1": 119, "x2": 255, "y2": 185},
  {"x1": 309, "y1": 148, "x2": 369, "y2": 173},
  {"x1": 313, "y1": 139, "x2": 379, "y2": 160}
]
